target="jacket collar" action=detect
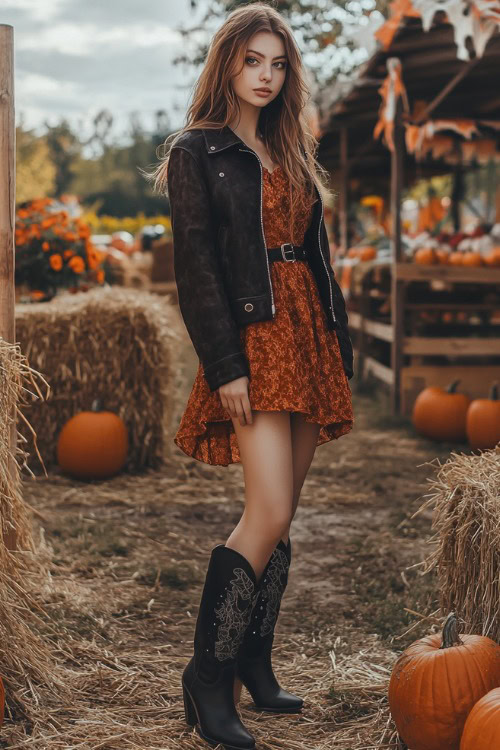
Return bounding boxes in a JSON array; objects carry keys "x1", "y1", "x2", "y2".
[
  {"x1": 202, "y1": 126, "x2": 243, "y2": 154},
  {"x1": 202, "y1": 125, "x2": 307, "y2": 160}
]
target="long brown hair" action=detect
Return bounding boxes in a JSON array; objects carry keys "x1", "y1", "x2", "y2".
[{"x1": 144, "y1": 2, "x2": 332, "y2": 223}]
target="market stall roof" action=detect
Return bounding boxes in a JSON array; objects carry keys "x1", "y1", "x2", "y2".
[{"x1": 318, "y1": 15, "x2": 500, "y2": 182}]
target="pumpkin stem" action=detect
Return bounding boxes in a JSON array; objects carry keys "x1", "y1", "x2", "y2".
[
  {"x1": 489, "y1": 381, "x2": 499, "y2": 401},
  {"x1": 446, "y1": 380, "x2": 461, "y2": 394},
  {"x1": 440, "y1": 612, "x2": 463, "y2": 649},
  {"x1": 91, "y1": 398, "x2": 102, "y2": 412}
]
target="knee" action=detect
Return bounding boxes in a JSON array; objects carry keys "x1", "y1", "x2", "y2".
[{"x1": 251, "y1": 506, "x2": 291, "y2": 544}]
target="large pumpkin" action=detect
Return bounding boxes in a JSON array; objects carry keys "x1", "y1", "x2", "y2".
[
  {"x1": 466, "y1": 381, "x2": 500, "y2": 450},
  {"x1": 460, "y1": 688, "x2": 500, "y2": 750},
  {"x1": 412, "y1": 379, "x2": 471, "y2": 442},
  {"x1": 389, "y1": 613, "x2": 500, "y2": 750},
  {"x1": 57, "y1": 398, "x2": 129, "y2": 480}
]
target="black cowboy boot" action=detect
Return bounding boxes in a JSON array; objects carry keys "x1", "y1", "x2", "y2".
[
  {"x1": 182, "y1": 544, "x2": 260, "y2": 750},
  {"x1": 236, "y1": 537, "x2": 303, "y2": 712}
]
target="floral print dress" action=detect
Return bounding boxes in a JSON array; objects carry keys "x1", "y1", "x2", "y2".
[{"x1": 173, "y1": 164, "x2": 354, "y2": 465}]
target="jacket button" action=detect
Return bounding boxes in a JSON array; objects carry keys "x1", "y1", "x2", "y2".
[
  {"x1": 210, "y1": 146, "x2": 215, "y2": 150},
  {"x1": 244, "y1": 303, "x2": 254, "y2": 312},
  {"x1": 219, "y1": 172, "x2": 224, "y2": 177}
]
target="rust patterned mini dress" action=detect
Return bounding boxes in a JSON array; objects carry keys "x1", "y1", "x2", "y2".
[{"x1": 174, "y1": 164, "x2": 354, "y2": 466}]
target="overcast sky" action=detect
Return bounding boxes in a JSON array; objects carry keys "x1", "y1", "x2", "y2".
[{"x1": 1, "y1": 0, "x2": 209, "y2": 143}]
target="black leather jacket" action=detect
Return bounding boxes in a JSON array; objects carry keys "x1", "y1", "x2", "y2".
[{"x1": 166, "y1": 125, "x2": 354, "y2": 391}]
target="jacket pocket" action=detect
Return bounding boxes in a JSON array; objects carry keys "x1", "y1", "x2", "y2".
[{"x1": 230, "y1": 293, "x2": 269, "y2": 326}]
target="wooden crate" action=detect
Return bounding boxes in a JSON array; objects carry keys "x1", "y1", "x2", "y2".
[
  {"x1": 401, "y1": 364, "x2": 500, "y2": 417},
  {"x1": 151, "y1": 239, "x2": 174, "y2": 283}
]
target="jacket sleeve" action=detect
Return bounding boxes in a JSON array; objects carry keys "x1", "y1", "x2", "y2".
[{"x1": 167, "y1": 145, "x2": 250, "y2": 391}]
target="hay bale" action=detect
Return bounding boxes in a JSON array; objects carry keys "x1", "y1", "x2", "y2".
[
  {"x1": 15, "y1": 286, "x2": 183, "y2": 474},
  {"x1": 418, "y1": 446, "x2": 500, "y2": 642},
  {"x1": 0, "y1": 338, "x2": 70, "y2": 721}
]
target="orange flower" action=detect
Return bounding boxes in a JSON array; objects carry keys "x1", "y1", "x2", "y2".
[
  {"x1": 63, "y1": 249, "x2": 75, "y2": 258},
  {"x1": 64, "y1": 231, "x2": 77, "y2": 242},
  {"x1": 96, "y1": 269, "x2": 105, "y2": 284},
  {"x1": 49, "y1": 254, "x2": 63, "y2": 271},
  {"x1": 42, "y1": 241, "x2": 50, "y2": 251},
  {"x1": 31, "y1": 290, "x2": 47, "y2": 300},
  {"x1": 68, "y1": 255, "x2": 85, "y2": 274}
]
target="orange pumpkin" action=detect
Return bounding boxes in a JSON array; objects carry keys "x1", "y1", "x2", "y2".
[
  {"x1": 57, "y1": 398, "x2": 129, "y2": 480},
  {"x1": 347, "y1": 246, "x2": 360, "y2": 259},
  {"x1": 414, "y1": 247, "x2": 437, "y2": 264},
  {"x1": 358, "y1": 245, "x2": 377, "y2": 261},
  {"x1": 462, "y1": 251, "x2": 483, "y2": 267},
  {"x1": 412, "y1": 379, "x2": 470, "y2": 442},
  {"x1": 460, "y1": 688, "x2": 500, "y2": 750},
  {"x1": 449, "y1": 251, "x2": 464, "y2": 266},
  {"x1": 466, "y1": 381, "x2": 500, "y2": 449},
  {"x1": 484, "y1": 246, "x2": 500, "y2": 267},
  {"x1": 435, "y1": 248, "x2": 450, "y2": 265},
  {"x1": 389, "y1": 613, "x2": 500, "y2": 750}
]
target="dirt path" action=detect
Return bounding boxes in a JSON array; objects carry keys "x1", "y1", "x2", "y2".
[{"x1": 4, "y1": 319, "x2": 459, "y2": 749}]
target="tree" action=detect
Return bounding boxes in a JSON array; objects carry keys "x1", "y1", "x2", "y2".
[
  {"x1": 15, "y1": 123, "x2": 56, "y2": 203},
  {"x1": 174, "y1": 0, "x2": 387, "y2": 85}
]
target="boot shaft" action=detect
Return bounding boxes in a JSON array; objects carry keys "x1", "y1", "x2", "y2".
[{"x1": 194, "y1": 544, "x2": 259, "y2": 666}]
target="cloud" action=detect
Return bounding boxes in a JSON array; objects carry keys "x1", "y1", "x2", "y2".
[{"x1": 2, "y1": 0, "x2": 202, "y2": 133}]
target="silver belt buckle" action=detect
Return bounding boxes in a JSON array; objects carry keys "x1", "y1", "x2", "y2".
[{"x1": 280, "y1": 242, "x2": 296, "y2": 262}]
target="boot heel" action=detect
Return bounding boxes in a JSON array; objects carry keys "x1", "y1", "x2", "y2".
[{"x1": 182, "y1": 682, "x2": 197, "y2": 726}]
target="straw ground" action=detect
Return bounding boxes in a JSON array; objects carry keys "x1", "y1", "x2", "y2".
[{"x1": 2, "y1": 323, "x2": 466, "y2": 749}]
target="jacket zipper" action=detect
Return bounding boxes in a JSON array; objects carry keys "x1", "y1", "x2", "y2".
[
  {"x1": 238, "y1": 147, "x2": 276, "y2": 316},
  {"x1": 316, "y1": 189, "x2": 337, "y2": 324}
]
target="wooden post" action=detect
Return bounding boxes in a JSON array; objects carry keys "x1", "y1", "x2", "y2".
[
  {"x1": 339, "y1": 127, "x2": 349, "y2": 254},
  {"x1": 390, "y1": 96, "x2": 405, "y2": 415},
  {"x1": 0, "y1": 24, "x2": 18, "y2": 551}
]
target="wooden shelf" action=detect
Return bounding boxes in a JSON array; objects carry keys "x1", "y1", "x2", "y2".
[{"x1": 395, "y1": 263, "x2": 500, "y2": 283}]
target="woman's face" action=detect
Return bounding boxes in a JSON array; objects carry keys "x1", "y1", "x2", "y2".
[{"x1": 231, "y1": 31, "x2": 287, "y2": 109}]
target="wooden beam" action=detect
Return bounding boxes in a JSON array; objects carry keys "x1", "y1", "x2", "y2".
[
  {"x1": 391, "y1": 95, "x2": 406, "y2": 415},
  {"x1": 411, "y1": 57, "x2": 482, "y2": 124},
  {"x1": 339, "y1": 128, "x2": 349, "y2": 253},
  {"x1": 0, "y1": 24, "x2": 17, "y2": 552},
  {"x1": 364, "y1": 355, "x2": 394, "y2": 385},
  {"x1": 404, "y1": 337, "x2": 500, "y2": 356},
  {"x1": 395, "y1": 263, "x2": 500, "y2": 283},
  {"x1": 348, "y1": 311, "x2": 394, "y2": 342}
]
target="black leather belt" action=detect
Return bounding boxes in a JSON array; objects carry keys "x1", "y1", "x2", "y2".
[{"x1": 267, "y1": 242, "x2": 308, "y2": 263}]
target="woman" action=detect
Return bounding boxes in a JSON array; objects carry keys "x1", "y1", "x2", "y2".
[{"x1": 148, "y1": 4, "x2": 354, "y2": 749}]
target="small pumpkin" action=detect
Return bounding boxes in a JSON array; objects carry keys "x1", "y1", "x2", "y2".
[
  {"x1": 483, "y1": 246, "x2": 500, "y2": 267},
  {"x1": 461, "y1": 251, "x2": 483, "y2": 267},
  {"x1": 435, "y1": 247, "x2": 450, "y2": 264},
  {"x1": 412, "y1": 379, "x2": 471, "y2": 442},
  {"x1": 466, "y1": 381, "x2": 500, "y2": 449},
  {"x1": 389, "y1": 613, "x2": 500, "y2": 750},
  {"x1": 414, "y1": 247, "x2": 437, "y2": 265},
  {"x1": 460, "y1": 688, "x2": 500, "y2": 750},
  {"x1": 358, "y1": 245, "x2": 377, "y2": 261},
  {"x1": 57, "y1": 398, "x2": 129, "y2": 480},
  {"x1": 448, "y1": 251, "x2": 464, "y2": 266}
]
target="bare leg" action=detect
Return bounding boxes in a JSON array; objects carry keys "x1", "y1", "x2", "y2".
[
  {"x1": 225, "y1": 410, "x2": 294, "y2": 705},
  {"x1": 225, "y1": 410, "x2": 294, "y2": 581},
  {"x1": 283, "y1": 412, "x2": 321, "y2": 541}
]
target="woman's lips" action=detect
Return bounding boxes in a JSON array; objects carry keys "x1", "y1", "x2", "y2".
[{"x1": 254, "y1": 90, "x2": 271, "y2": 97}]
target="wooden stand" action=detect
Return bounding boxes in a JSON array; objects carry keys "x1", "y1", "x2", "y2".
[{"x1": 345, "y1": 260, "x2": 500, "y2": 415}]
